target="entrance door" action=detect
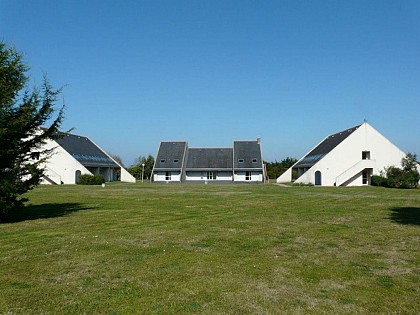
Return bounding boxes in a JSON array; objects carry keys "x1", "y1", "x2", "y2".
[
  {"x1": 315, "y1": 171, "x2": 322, "y2": 186},
  {"x1": 75, "y1": 170, "x2": 81, "y2": 184}
]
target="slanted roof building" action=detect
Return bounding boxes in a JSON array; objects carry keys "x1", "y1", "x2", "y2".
[
  {"x1": 277, "y1": 122, "x2": 409, "y2": 186},
  {"x1": 152, "y1": 139, "x2": 265, "y2": 183},
  {"x1": 40, "y1": 131, "x2": 135, "y2": 184}
]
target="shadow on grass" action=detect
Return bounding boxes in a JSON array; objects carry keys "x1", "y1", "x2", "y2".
[
  {"x1": 2, "y1": 203, "x2": 93, "y2": 223},
  {"x1": 389, "y1": 207, "x2": 420, "y2": 226}
]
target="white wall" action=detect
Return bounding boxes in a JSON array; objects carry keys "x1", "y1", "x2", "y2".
[
  {"x1": 234, "y1": 171, "x2": 263, "y2": 182},
  {"x1": 293, "y1": 123, "x2": 407, "y2": 186},
  {"x1": 153, "y1": 171, "x2": 181, "y2": 182},
  {"x1": 41, "y1": 139, "x2": 92, "y2": 184},
  {"x1": 41, "y1": 138, "x2": 136, "y2": 184},
  {"x1": 185, "y1": 171, "x2": 233, "y2": 181},
  {"x1": 217, "y1": 171, "x2": 233, "y2": 181}
]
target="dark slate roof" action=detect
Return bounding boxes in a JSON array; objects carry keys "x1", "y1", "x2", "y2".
[
  {"x1": 233, "y1": 141, "x2": 263, "y2": 169},
  {"x1": 294, "y1": 124, "x2": 361, "y2": 168},
  {"x1": 55, "y1": 133, "x2": 118, "y2": 168},
  {"x1": 154, "y1": 141, "x2": 187, "y2": 170},
  {"x1": 185, "y1": 148, "x2": 233, "y2": 170}
]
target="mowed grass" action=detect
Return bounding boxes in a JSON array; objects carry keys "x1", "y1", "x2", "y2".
[{"x1": 0, "y1": 183, "x2": 419, "y2": 314}]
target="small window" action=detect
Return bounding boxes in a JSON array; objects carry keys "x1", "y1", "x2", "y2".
[
  {"x1": 252, "y1": 158, "x2": 257, "y2": 163},
  {"x1": 173, "y1": 159, "x2": 179, "y2": 163},
  {"x1": 238, "y1": 159, "x2": 244, "y2": 163},
  {"x1": 362, "y1": 151, "x2": 370, "y2": 160},
  {"x1": 160, "y1": 159, "x2": 166, "y2": 163},
  {"x1": 245, "y1": 171, "x2": 252, "y2": 180}
]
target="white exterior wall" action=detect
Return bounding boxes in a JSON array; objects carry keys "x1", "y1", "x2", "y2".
[
  {"x1": 41, "y1": 138, "x2": 136, "y2": 184},
  {"x1": 120, "y1": 167, "x2": 136, "y2": 183},
  {"x1": 291, "y1": 123, "x2": 407, "y2": 186},
  {"x1": 217, "y1": 171, "x2": 233, "y2": 181},
  {"x1": 153, "y1": 171, "x2": 181, "y2": 182},
  {"x1": 234, "y1": 171, "x2": 263, "y2": 182},
  {"x1": 277, "y1": 168, "x2": 293, "y2": 183},
  {"x1": 41, "y1": 139, "x2": 92, "y2": 184},
  {"x1": 185, "y1": 171, "x2": 233, "y2": 181}
]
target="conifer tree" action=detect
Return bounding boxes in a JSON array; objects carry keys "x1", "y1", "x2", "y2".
[{"x1": 0, "y1": 42, "x2": 65, "y2": 220}]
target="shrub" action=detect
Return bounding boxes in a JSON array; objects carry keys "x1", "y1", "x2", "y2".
[
  {"x1": 371, "y1": 175, "x2": 387, "y2": 187},
  {"x1": 373, "y1": 154, "x2": 420, "y2": 189},
  {"x1": 78, "y1": 174, "x2": 105, "y2": 185}
]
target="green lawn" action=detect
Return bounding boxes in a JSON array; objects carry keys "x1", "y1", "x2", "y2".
[{"x1": 1, "y1": 183, "x2": 419, "y2": 314}]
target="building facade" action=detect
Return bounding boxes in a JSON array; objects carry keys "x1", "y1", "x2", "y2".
[
  {"x1": 277, "y1": 122, "x2": 413, "y2": 186},
  {"x1": 152, "y1": 139, "x2": 265, "y2": 183},
  {"x1": 40, "y1": 132, "x2": 135, "y2": 184}
]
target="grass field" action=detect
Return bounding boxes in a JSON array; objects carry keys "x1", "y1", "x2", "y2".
[{"x1": 0, "y1": 183, "x2": 419, "y2": 314}]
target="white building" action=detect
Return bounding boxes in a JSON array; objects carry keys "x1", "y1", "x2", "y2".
[
  {"x1": 40, "y1": 131, "x2": 135, "y2": 184},
  {"x1": 277, "y1": 122, "x2": 414, "y2": 186},
  {"x1": 152, "y1": 140, "x2": 265, "y2": 183}
]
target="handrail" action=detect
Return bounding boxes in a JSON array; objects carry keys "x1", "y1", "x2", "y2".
[{"x1": 335, "y1": 159, "x2": 376, "y2": 186}]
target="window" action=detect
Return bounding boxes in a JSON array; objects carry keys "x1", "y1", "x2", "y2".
[
  {"x1": 207, "y1": 171, "x2": 217, "y2": 180},
  {"x1": 165, "y1": 171, "x2": 171, "y2": 180},
  {"x1": 245, "y1": 171, "x2": 251, "y2": 181},
  {"x1": 31, "y1": 152, "x2": 40, "y2": 160},
  {"x1": 362, "y1": 151, "x2": 370, "y2": 160},
  {"x1": 238, "y1": 159, "x2": 244, "y2": 163},
  {"x1": 160, "y1": 159, "x2": 166, "y2": 163},
  {"x1": 173, "y1": 159, "x2": 179, "y2": 163},
  {"x1": 252, "y1": 158, "x2": 257, "y2": 163}
]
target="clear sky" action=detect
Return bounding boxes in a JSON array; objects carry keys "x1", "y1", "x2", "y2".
[{"x1": 2, "y1": 0, "x2": 419, "y2": 165}]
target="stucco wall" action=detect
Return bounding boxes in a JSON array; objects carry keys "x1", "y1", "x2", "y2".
[
  {"x1": 41, "y1": 139, "x2": 92, "y2": 184},
  {"x1": 293, "y1": 123, "x2": 406, "y2": 186}
]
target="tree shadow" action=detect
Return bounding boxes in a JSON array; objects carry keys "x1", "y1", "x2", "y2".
[
  {"x1": 2, "y1": 203, "x2": 93, "y2": 223},
  {"x1": 389, "y1": 207, "x2": 420, "y2": 226}
]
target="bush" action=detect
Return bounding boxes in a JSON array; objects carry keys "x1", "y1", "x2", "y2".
[
  {"x1": 78, "y1": 174, "x2": 105, "y2": 185},
  {"x1": 371, "y1": 175, "x2": 387, "y2": 187}
]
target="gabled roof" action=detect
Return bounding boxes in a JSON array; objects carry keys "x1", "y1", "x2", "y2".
[
  {"x1": 55, "y1": 133, "x2": 118, "y2": 168},
  {"x1": 233, "y1": 140, "x2": 263, "y2": 169},
  {"x1": 186, "y1": 148, "x2": 233, "y2": 170},
  {"x1": 294, "y1": 124, "x2": 361, "y2": 168},
  {"x1": 154, "y1": 141, "x2": 187, "y2": 170}
]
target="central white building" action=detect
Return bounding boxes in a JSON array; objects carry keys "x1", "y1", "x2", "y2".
[{"x1": 152, "y1": 139, "x2": 265, "y2": 183}]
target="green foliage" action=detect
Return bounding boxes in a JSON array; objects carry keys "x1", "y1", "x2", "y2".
[
  {"x1": 371, "y1": 175, "x2": 387, "y2": 187},
  {"x1": 373, "y1": 154, "x2": 419, "y2": 189},
  {"x1": 78, "y1": 174, "x2": 105, "y2": 185},
  {"x1": 265, "y1": 157, "x2": 297, "y2": 179},
  {"x1": 0, "y1": 42, "x2": 64, "y2": 220},
  {"x1": 128, "y1": 154, "x2": 154, "y2": 180}
]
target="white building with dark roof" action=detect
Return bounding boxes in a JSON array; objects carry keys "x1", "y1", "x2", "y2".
[
  {"x1": 277, "y1": 122, "x2": 411, "y2": 186},
  {"x1": 152, "y1": 139, "x2": 265, "y2": 183},
  {"x1": 40, "y1": 132, "x2": 135, "y2": 184}
]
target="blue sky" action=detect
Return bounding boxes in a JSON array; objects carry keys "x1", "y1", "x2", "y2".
[{"x1": 2, "y1": 0, "x2": 419, "y2": 165}]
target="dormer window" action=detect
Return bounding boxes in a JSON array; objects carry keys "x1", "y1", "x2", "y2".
[
  {"x1": 160, "y1": 159, "x2": 166, "y2": 163},
  {"x1": 252, "y1": 158, "x2": 257, "y2": 163},
  {"x1": 173, "y1": 159, "x2": 179, "y2": 163},
  {"x1": 238, "y1": 159, "x2": 244, "y2": 163}
]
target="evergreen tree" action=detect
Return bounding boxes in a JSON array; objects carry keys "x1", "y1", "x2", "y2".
[
  {"x1": 0, "y1": 42, "x2": 64, "y2": 220},
  {"x1": 128, "y1": 155, "x2": 155, "y2": 180}
]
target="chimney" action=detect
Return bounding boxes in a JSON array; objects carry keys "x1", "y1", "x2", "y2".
[{"x1": 257, "y1": 137, "x2": 261, "y2": 144}]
